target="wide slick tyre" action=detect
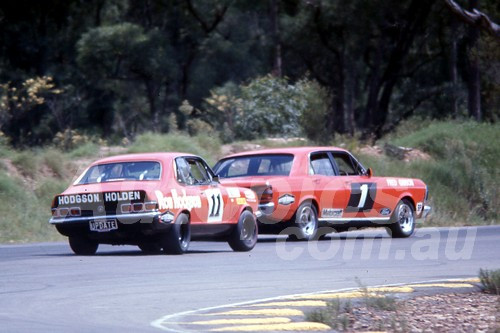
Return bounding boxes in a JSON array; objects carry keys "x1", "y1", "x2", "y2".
[
  {"x1": 388, "y1": 199, "x2": 416, "y2": 238},
  {"x1": 162, "y1": 213, "x2": 191, "y2": 254},
  {"x1": 228, "y1": 210, "x2": 258, "y2": 252},
  {"x1": 289, "y1": 201, "x2": 318, "y2": 241},
  {"x1": 68, "y1": 236, "x2": 98, "y2": 255}
]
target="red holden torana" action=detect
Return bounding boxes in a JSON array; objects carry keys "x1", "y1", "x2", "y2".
[
  {"x1": 214, "y1": 147, "x2": 431, "y2": 240},
  {"x1": 50, "y1": 153, "x2": 258, "y2": 255}
]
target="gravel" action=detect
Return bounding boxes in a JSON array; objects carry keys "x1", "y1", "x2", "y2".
[{"x1": 341, "y1": 292, "x2": 499, "y2": 332}]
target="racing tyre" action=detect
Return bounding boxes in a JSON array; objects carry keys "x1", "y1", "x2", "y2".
[
  {"x1": 162, "y1": 213, "x2": 190, "y2": 254},
  {"x1": 289, "y1": 201, "x2": 318, "y2": 241},
  {"x1": 228, "y1": 210, "x2": 258, "y2": 252},
  {"x1": 388, "y1": 199, "x2": 415, "y2": 238},
  {"x1": 69, "y1": 236, "x2": 98, "y2": 255},
  {"x1": 138, "y1": 242, "x2": 162, "y2": 254}
]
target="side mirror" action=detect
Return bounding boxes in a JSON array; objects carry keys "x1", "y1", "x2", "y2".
[
  {"x1": 212, "y1": 175, "x2": 220, "y2": 183},
  {"x1": 366, "y1": 168, "x2": 373, "y2": 177}
]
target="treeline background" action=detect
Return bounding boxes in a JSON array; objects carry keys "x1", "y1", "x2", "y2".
[{"x1": 0, "y1": 0, "x2": 498, "y2": 147}]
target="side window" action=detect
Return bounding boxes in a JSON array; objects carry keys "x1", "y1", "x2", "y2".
[
  {"x1": 310, "y1": 153, "x2": 335, "y2": 176},
  {"x1": 176, "y1": 157, "x2": 211, "y2": 185},
  {"x1": 332, "y1": 152, "x2": 360, "y2": 176}
]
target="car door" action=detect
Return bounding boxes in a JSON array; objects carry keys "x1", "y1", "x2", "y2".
[
  {"x1": 308, "y1": 152, "x2": 350, "y2": 221},
  {"x1": 329, "y1": 151, "x2": 380, "y2": 219},
  {"x1": 176, "y1": 156, "x2": 227, "y2": 224}
]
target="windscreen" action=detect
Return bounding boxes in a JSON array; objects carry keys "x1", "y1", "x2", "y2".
[
  {"x1": 76, "y1": 161, "x2": 161, "y2": 184},
  {"x1": 214, "y1": 154, "x2": 293, "y2": 178}
]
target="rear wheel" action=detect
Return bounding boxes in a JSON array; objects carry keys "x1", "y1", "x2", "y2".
[
  {"x1": 289, "y1": 201, "x2": 318, "y2": 241},
  {"x1": 228, "y1": 210, "x2": 258, "y2": 252},
  {"x1": 388, "y1": 199, "x2": 415, "y2": 238},
  {"x1": 68, "y1": 236, "x2": 98, "y2": 255},
  {"x1": 162, "y1": 213, "x2": 190, "y2": 254}
]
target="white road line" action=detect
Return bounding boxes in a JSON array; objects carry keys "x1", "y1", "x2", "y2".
[{"x1": 150, "y1": 276, "x2": 478, "y2": 332}]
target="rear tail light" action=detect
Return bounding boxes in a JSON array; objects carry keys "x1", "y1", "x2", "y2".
[
  {"x1": 69, "y1": 207, "x2": 81, "y2": 216},
  {"x1": 121, "y1": 202, "x2": 157, "y2": 213},
  {"x1": 51, "y1": 208, "x2": 60, "y2": 217},
  {"x1": 59, "y1": 208, "x2": 69, "y2": 216},
  {"x1": 121, "y1": 204, "x2": 132, "y2": 213},
  {"x1": 132, "y1": 203, "x2": 144, "y2": 212},
  {"x1": 260, "y1": 186, "x2": 273, "y2": 204},
  {"x1": 144, "y1": 201, "x2": 158, "y2": 211}
]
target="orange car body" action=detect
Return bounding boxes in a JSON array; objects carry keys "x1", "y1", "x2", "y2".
[
  {"x1": 214, "y1": 147, "x2": 430, "y2": 237},
  {"x1": 50, "y1": 153, "x2": 258, "y2": 253}
]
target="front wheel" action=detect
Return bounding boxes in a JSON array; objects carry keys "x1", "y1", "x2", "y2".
[
  {"x1": 388, "y1": 199, "x2": 415, "y2": 238},
  {"x1": 289, "y1": 201, "x2": 318, "y2": 241},
  {"x1": 228, "y1": 210, "x2": 258, "y2": 252},
  {"x1": 162, "y1": 213, "x2": 191, "y2": 254},
  {"x1": 68, "y1": 236, "x2": 98, "y2": 255}
]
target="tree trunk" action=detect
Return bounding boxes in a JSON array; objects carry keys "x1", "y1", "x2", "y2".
[
  {"x1": 466, "y1": 0, "x2": 481, "y2": 121},
  {"x1": 450, "y1": 17, "x2": 459, "y2": 116},
  {"x1": 270, "y1": 0, "x2": 282, "y2": 77}
]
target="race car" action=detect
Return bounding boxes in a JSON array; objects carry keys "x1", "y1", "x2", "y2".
[
  {"x1": 49, "y1": 153, "x2": 258, "y2": 255},
  {"x1": 213, "y1": 147, "x2": 431, "y2": 240}
]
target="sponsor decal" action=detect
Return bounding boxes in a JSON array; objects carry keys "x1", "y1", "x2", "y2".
[
  {"x1": 104, "y1": 191, "x2": 141, "y2": 202},
  {"x1": 155, "y1": 189, "x2": 202, "y2": 211},
  {"x1": 244, "y1": 189, "x2": 257, "y2": 202},
  {"x1": 416, "y1": 202, "x2": 423, "y2": 214},
  {"x1": 278, "y1": 194, "x2": 295, "y2": 205},
  {"x1": 380, "y1": 208, "x2": 391, "y2": 216},
  {"x1": 322, "y1": 208, "x2": 343, "y2": 218},
  {"x1": 386, "y1": 178, "x2": 414, "y2": 187},
  {"x1": 236, "y1": 197, "x2": 247, "y2": 205},
  {"x1": 58, "y1": 191, "x2": 142, "y2": 205},
  {"x1": 58, "y1": 193, "x2": 100, "y2": 205},
  {"x1": 226, "y1": 187, "x2": 241, "y2": 198}
]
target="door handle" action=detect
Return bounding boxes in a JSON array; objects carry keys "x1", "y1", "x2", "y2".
[{"x1": 313, "y1": 179, "x2": 321, "y2": 184}]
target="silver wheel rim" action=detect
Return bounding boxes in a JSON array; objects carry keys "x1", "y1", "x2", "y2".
[
  {"x1": 397, "y1": 203, "x2": 414, "y2": 234},
  {"x1": 298, "y1": 206, "x2": 316, "y2": 237},
  {"x1": 240, "y1": 217, "x2": 256, "y2": 242}
]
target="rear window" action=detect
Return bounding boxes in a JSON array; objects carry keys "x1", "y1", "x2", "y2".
[
  {"x1": 76, "y1": 161, "x2": 161, "y2": 184},
  {"x1": 214, "y1": 154, "x2": 293, "y2": 178}
]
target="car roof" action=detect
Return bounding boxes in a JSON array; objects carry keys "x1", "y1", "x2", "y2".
[
  {"x1": 221, "y1": 146, "x2": 349, "y2": 159},
  {"x1": 90, "y1": 152, "x2": 196, "y2": 165}
]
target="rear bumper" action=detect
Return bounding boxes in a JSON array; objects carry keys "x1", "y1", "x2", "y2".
[
  {"x1": 49, "y1": 212, "x2": 172, "y2": 242},
  {"x1": 49, "y1": 212, "x2": 160, "y2": 224},
  {"x1": 423, "y1": 205, "x2": 432, "y2": 218}
]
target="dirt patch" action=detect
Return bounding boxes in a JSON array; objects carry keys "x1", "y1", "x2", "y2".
[
  {"x1": 359, "y1": 144, "x2": 431, "y2": 162},
  {"x1": 345, "y1": 292, "x2": 499, "y2": 332}
]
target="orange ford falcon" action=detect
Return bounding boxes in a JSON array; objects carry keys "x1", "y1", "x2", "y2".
[{"x1": 214, "y1": 147, "x2": 431, "y2": 240}]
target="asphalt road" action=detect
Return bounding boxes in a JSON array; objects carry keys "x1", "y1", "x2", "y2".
[{"x1": 1, "y1": 226, "x2": 499, "y2": 332}]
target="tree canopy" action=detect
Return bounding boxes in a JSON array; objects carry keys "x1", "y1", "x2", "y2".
[{"x1": 0, "y1": 0, "x2": 498, "y2": 146}]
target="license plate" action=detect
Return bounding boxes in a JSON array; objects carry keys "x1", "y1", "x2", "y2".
[{"x1": 89, "y1": 219, "x2": 118, "y2": 232}]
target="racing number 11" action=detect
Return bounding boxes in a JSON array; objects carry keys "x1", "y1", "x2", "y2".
[{"x1": 205, "y1": 188, "x2": 224, "y2": 222}]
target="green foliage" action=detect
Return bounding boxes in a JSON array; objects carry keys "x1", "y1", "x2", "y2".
[
  {"x1": 127, "y1": 132, "x2": 221, "y2": 165},
  {"x1": 305, "y1": 298, "x2": 352, "y2": 331},
  {"x1": 0, "y1": 171, "x2": 64, "y2": 243},
  {"x1": 358, "y1": 121, "x2": 499, "y2": 225},
  {"x1": 12, "y1": 151, "x2": 39, "y2": 178},
  {"x1": 68, "y1": 142, "x2": 100, "y2": 158},
  {"x1": 479, "y1": 268, "x2": 500, "y2": 295}
]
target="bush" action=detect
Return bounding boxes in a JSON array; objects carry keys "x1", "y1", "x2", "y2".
[
  {"x1": 128, "y1": 132, "x2": 221, "y2": 165},
  {"x1": 479, "y1": 268, "x2": 500, "y2": 295},
  {"x1": 12, "y1": 151, "x2": 39, "y2": 178}
]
